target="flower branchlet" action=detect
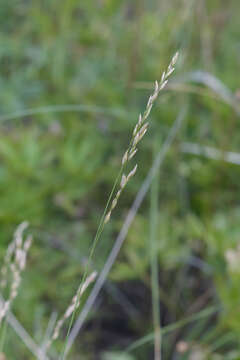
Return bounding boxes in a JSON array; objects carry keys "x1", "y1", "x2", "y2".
[
  {"x1": 46, "y1": 271, "x2": 97, "y2": 349},
  {"x1": 0, "y1": 222, "x2": 32, "y2": 325},
  {"x1": 104, "y1": 52, "x2": 179, "y2": 224}
]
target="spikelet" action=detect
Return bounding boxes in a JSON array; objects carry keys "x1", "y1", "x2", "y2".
[
  {"x1": 104, "y1": 52, "x2": 179, "y2": 224},
  {"x1": 46, "y1": 271, "x2": 97, "y2": 350},
  {"x1": 0, "y1": 222, "x2": 32, "y2": 325},
  {"x1": 0, "y1": 221, "x2": 29, "y2": 289}
]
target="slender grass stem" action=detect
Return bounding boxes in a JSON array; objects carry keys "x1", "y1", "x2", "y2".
[
  {"x1": 0, "y1": 320, "x2": 7, "y2": 354},
  {"x1": 0, "y1": 104, "x2": 124, "y2": 123},
  {"x1": 60, "y1": 166, "x2": 124, "y2": 359},
  {"x1": 124, "y1": 305, "x2": 220, "y2": 353},
  {"x1": 59, "y1": 52, "x2": 179, "y2": 358},
  {"x1": 64, "y1": 109, "x2": 186, "y2": 357},
  {"x1": 150, "y1": 135, "x2": 161, "y2": 360}
]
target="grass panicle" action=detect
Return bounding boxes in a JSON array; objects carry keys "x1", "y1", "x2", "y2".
[
  {"x1": 104, "y1": 51, "x2": 179, "y2": 225},
  {"x1": 0, "y1": 222, "x2": 32, "y2": 325}
]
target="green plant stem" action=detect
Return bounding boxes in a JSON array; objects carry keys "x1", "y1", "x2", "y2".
[
  {"x1": 150, "y1": 134, "x2": 161, "y2": 360},
  {"x1": 124, "y1": 305, "x2": 220, "y2": 354},
  {"x1": 0, "y1": 104, "x2": 124, "y2": 123},
  {"x1": 60, "y1": 165, "x2": 124, "y2": 359},
  {"x1": 0, "y1": 320, "x2": 7, "y2": 354}
]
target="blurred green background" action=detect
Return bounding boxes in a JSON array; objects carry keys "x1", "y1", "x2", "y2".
[{"x1": 1, "y1": 0, "x2": 240, "y2": 359}]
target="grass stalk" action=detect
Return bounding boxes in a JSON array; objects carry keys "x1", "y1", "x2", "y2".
[
  {"x1": 58, "y1": 52, "x2": 179, "y2": 359},
  {"x1": 59, "y1": 166, "x2": 123, "y2": 359},
  {"x1": 64, "y1": 109, "x2": 185, "y2": 357},
  {"x1": 124, "y1": 305, "x2": 220, "y2": 354},
  {"x1": 0, "y1": 321, "x2": 7, "y2": 354},
  {"x1": 150, "y1": 134, "x2": 161, "y2": 360}
]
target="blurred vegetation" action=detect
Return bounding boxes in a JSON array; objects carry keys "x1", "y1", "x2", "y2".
[{"x1": 1, "y1": 0, "x2": 240, "y2": 359}]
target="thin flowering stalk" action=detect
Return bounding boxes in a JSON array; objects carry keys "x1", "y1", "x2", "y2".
[
  {"x1": 64, "y1": 106, "x2": 186, "y2": 360},
  {"x1": 60, "y1": 52, "x2": 179, "y2": 358},
  {"x1": 0, "y1": 223, "x2": 32, "y2": 325},
  {"x1": 46, "y1": 271, "x2": 97, "y2": 352},
  {"x1": 59, "y1": 169, "x2": 123, "y2": 358},
  {"x1": 104, "y1": 51, "x2": 179, "y2": 224}
]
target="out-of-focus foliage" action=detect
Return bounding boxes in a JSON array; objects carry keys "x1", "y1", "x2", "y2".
[{"x1": 1, "y1": 0, "x2": 240, "y2": 358}]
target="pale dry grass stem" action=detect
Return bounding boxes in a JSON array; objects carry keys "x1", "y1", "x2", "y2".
[
  {"x1": 104, "y1": 51, "x2": 179, "y2": 224},
  {"x1": 0, "y1": 222, "x2": 32, "y2": 325},
  {"x1": 46, "y1": 271, "x2": 97, "y2": 352}
]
